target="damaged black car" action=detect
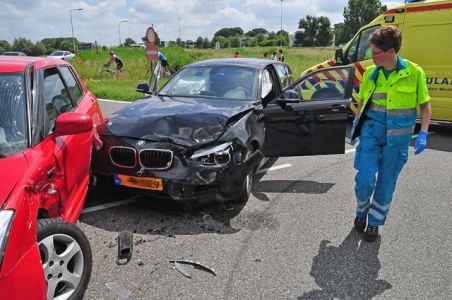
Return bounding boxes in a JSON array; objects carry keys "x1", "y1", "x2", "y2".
[{"x1": 93, "y1": 58, "x2": 355, "y2": 204}]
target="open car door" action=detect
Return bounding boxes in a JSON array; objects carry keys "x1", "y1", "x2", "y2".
[{"x1": 263, "y1": 66, "x2": 355, "y2": 157}]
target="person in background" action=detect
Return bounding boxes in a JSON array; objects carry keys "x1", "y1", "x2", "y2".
[
  {"x1": 106, "y1": 51, "x2": 123, "y2": 76},
  {"x1": 350, "y1": 25, "x2": 431, "y2": 242},
  {"x1": 234, "y1": 51, "x2": 241, "y2": 58},
  {"x1": 263, "y1": 51, "x2": 269, "y2": 59},
  {"x1": 278, "y1": 49, "x2": 285, "y2": 62},
  {"x1": 271, "y1": 51, "x2": 277, "y2": 60},
  {"x1": 158, "y1": 51, "x2": 169, "y2": 76}
]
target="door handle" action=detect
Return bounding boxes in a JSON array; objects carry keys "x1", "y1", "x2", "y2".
[
  {"x1": 47, "y1": 183, "x2": 57, "y2": 195},
  {"x1": 329, "y1": 104, "x2": 346, "y2": 112}
]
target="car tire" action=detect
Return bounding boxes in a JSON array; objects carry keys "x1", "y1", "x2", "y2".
[
  {"x1": 37, "y1": 219, "x2": 92, "y2": 300},
  {"x1": 234, "y1": 150, "x2": 255, "y2": 204}
]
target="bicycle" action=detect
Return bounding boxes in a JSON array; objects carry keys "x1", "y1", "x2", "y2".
[
  {"x1": 145, "y1": 61, "x2": 173, "y2": 78},
  {"x1": 98, "y1": 64, "x2": 131, "y2": 80}
]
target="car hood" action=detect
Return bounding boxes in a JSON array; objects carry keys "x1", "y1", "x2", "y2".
[
  {"x1": 0, "y1": 154, "x2": 28, "y2": 208},
  {"x1": 101, "y1": 96, "x2": 254, "y2": 147}
]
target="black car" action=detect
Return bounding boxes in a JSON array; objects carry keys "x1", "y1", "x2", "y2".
[{"x1": 93, "y1": 58, "x2": 354, "y2": 204}]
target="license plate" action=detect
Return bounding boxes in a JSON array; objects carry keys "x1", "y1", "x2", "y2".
[{"x1": 114, "y1": 174, "x2": 163, "y2": 191}]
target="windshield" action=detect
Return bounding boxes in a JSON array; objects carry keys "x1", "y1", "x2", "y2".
[
  {"x1": 159, "y1": 66, "x2": 258, "y2": 101},
  {"x1": 51, "y1": 51, "x2": 64, "y2": 56},
  {"x1": 0, "y1": 73, "x2": 28, "y2": 158}
]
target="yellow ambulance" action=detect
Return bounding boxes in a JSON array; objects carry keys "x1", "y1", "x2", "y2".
[{"x1": 303, "y1": 0, "x2": 452, "y2": 123}]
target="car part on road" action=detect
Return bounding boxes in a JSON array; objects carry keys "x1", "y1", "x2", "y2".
[
  {"x1": 117, "y1": 230, "x2": 133, "y2": 264},
  {"x1": 37, "y1": 219, "x2": 92, "y2": 300},
  {"x1": 105, "y1": 282, "x2": 131, "y2": 300},
  {"x1": 169, "y1": 259, "x2": 216, "y2": 276},
  {"x1": 174, "y1": 262, "x2": 192, "y2": 278}
]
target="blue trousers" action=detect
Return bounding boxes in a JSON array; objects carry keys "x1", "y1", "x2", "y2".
[{"x1": 354, "y1": 119, "x2": 409, "y2": 226}]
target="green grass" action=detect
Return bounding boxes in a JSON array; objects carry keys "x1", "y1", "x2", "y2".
[{"x1": 73, "y1": 46, "x2": 334, "y2": 101}]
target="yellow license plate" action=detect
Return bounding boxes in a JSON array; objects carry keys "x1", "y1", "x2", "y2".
[{"x1": 115, "y1": 174, "x2": 163, "y2": 191}]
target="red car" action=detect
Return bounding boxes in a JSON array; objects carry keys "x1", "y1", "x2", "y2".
[{"x1": 0, "y1": 57, "x2": 103, "y2": 299}]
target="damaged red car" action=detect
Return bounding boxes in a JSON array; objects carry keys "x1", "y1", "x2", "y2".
[{"x1": 0, "y1": 57, "x2": 103, "y2": 299}]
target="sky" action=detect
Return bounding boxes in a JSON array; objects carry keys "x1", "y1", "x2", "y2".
[{"x1": 0, "y1": 0, "x2": 404, "y2": 46}]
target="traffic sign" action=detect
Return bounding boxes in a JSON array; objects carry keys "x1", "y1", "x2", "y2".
[
  {"x1": 146, "y1": 27, "x2": 157, "y2": 44},
  {"x1": 145, "y1": 43, "x2": 158, "y2": 61},
  {"x1": 78, "y1": 43, "x2": 92, "y2": 50}
]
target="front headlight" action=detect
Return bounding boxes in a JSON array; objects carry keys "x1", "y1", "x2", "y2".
[
  {"x1": 190, "y1": 142, "x2": 234, "y2": 166},
  {"x1": 0, "y1": 210, "x2": 15, "y2": 270}
]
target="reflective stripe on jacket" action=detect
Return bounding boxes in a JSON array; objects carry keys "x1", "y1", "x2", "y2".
[{"x1": 352, "y1": 56, "x2": 430, "y2": 145}]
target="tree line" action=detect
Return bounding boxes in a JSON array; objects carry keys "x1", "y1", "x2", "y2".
[{"x1": 1, "y1": 0, "x2": 386, "y2": 54}]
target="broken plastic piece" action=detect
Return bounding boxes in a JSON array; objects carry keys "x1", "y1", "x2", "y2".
[
  {"x1": 117, "y1": 230, "x2": 133, "y2": 265},
  {"x1": 174, "y1": 262, "x2": 192, "y2": 278},
  {"x1": 169, "y1": 259, "x2": 216, "y2": 276},
  {"x1": 105, "y1": 282, "x2": 131, "y2": 300}
]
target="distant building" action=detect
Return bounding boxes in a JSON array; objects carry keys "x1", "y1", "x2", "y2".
[
  {"x1": 185, "y1": 40, "x2": 195, "y2": 48},
  {"x1": 289, "y1": 34, "x2": 295, "y2": 47}
]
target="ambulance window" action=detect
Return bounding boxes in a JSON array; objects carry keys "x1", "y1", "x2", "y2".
[
  {"x1": 357, "y1": 26, "x2": 380, "y2": 61},
  {"x1": 346, "y1": 38, "x2": 358, "y2": 64}
]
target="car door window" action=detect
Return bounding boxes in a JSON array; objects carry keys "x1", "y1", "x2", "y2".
[
  {"x1": 59, "y1": 66, "x2": 83, "y2": 105},
  {"x1": 293, "y1": 67, "x2": 354, "y2": 101},
  {"x1": 43, "y1": 68, "x2": 74, "y2": 130},
  {"x1": 346, "y1": 37, "x2": 358, "y2": 64},
  {"x1": 275, "y1": 64, "x2": 288, "y2": 89}
]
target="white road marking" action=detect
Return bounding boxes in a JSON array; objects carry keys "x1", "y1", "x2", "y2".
[
  {"x1": 82, "y1": 198, "x2": 138, "y2": 214},
  {"x1": 256, "y1": 163, "x2": 292, "y2": 174},
  {"x1": 98, "y1": 98, "x2": 129, "y2": 104}
]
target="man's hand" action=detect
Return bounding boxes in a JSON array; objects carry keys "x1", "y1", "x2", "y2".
[{"x1": 414, "y1": 130, "x2": 428, "y2": 155}]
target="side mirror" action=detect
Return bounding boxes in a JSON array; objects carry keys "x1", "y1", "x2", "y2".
[
  {"x1": 280, "y1": 89, "x2": 299, "y2": 100},
  {"x1": 54, "y1": 113, "x2": 93, "y2": 137},
  {"x1": 335, "y1": 48, "x2": 344, "y2": 65},
  {"x1": 136, "y1": 83, "x2": 151, "y2": 94}
]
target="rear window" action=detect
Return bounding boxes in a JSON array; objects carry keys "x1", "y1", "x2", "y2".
[{"x1": 0, "y1": 73, "x2": 28, "y2": 157}]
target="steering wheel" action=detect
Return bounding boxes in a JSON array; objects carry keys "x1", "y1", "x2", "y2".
[{"x1": 234, "y1": 86, "x2": 252, "y2": 97}]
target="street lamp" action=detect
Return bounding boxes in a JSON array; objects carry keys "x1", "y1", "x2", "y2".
[
  {"x1": 70, "y1": 8, "x2": 83, "y2": 55},
  {"x1": 178, "y1": 17, "x2": 181, "y2": 47},
  {"x1": 118, "y1": 20, "x2": 127, "y2": 46},
  {"x1": 280, "y1": 0, "x2": 283, "y2": 47}
]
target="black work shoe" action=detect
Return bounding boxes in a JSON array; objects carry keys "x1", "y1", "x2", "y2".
[
  {"x1": 364, "y1": 225, "x2": 379, "y2": 242},
  {"x1": 354, "y1": 216, "x2": 367, "y2": 233}
]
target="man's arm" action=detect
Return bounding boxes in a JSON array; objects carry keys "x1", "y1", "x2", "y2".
[
  {"x1": 354, "y1": 99, "x2": 363, "y2": 121},
  {"x1": 419, "y1": 101, "x2": 431, "y2": 132}
]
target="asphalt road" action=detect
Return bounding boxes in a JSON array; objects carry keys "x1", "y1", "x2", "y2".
[{"x1": 79, "y1": 99, "x2": 452, "y2": 299}]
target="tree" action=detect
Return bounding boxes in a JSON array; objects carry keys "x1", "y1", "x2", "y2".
[
  {"x1": 245, "y1": 28, "x2": 268, "y2": 37},
  {"x1": 28, "y1": 42, "x2": 46, "y2": 56},
  {"x1": 124, "y1": 38, "x2": 136, "y2": 47},
  {"x1": 333, "y1": 23, "x2": 348, "y2": 46},
  {"x1": 229, "y1": 36, "x2": 241, "y2": 48},
  {"x1": 255, "y1": 33, "x2": 265, "y2": 44},
  {"x1": 316, "y1": 17, "x2": 333, "y2": 46},
  {"x1": 202, "y1": 37, "x2": 210, "y2": 49},
  {"x1": 195, "y1": 36, "x2": 204, "y2": 48},
  {"x1": 343, "y1": 0, "x2": 387, "y2": 41},
  {"x1": 295, "y1": 15, "x2": 333, "y2": 47},
  {"x1": 12, "y1": 37, "x2": 34, "y2": 54},
  {"x1": 214, "y1": 27, "x2": 244, "y2": 39},
  {"x1": 214, "y1": 36, "x2": 229, "y2": 48},
  {"x1": 0, "y1": 40, "x2": 11, "y2": 53}
]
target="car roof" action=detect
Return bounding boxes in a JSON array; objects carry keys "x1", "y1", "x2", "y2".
[
  {"x1": 0, "y1": 56, "x2": 70, "y2": 73},
  {"x1": 188, "y1": 58, "x2": 284, "y2": 70}
]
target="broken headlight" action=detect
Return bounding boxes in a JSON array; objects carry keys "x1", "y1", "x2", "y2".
[{"x1": 190, "y1": 142, "x2": 234, "y2": 166}]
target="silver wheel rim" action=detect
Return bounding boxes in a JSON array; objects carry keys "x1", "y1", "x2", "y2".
[{"x1": 39, "y1": 233, "x2": 84, "y2": 300}]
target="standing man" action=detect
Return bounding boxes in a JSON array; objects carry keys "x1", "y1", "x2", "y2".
[{"x1": 350, "y1": 26, "x2": 431, "y2": 242}]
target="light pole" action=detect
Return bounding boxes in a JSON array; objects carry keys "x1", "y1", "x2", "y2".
[
  {"x1": 118, "y1": 20, "x2": 127, "y2": 46},
  {"x1": 178, "y1": 17, "x2": 181, "y2": 47},
  {"x1": 280, "y1": 0, "x2": 283, "y2": 47},
  {"x1": 70, "y1": 8, "x2": 83, "y2": 55}
]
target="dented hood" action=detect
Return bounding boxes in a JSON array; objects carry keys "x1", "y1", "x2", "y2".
[{"x1": 101, "y1": 96, "x2": 254, "y2": 147}]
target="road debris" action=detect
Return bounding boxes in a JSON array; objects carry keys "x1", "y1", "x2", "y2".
[
  {"x1": 117, "y1": 230, "x2": 133, "y2": 265},
  {"x1": 174, "y1": 262, "x2": 192, "y2": 278},
  {"x1": 105, "y1": 282, "x2": 131, "y2": 300},
  {"x1": 169, "y1": 259, "x2": 216, "y2": 277}
]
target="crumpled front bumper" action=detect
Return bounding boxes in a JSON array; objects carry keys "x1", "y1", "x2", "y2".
[{"x1": 93, "y1": 138, "x2": 264, "y2": 203}]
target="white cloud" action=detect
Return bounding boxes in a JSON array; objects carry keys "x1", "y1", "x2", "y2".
[{"x1": 0, "y1": 0, "x2": 405, "y2": 46}]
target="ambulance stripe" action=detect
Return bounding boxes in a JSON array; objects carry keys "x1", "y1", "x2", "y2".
[
  {"x1": 326, "y1": 60, "x2": 335, "y2": 67},
  {"x1": 307, "y1": 78, "x2": 317, "y2": 86},
  {"x1": 324, "y1": 71, "x2": 336, "y2": 82},
  {"x1": 355, "y1": 63, "x2": 365, "y2": 76},
  {"x1": 325, "y1": 82, "x2": 336, "y2": 89},
  {"x1": 336, "y1": 69, "x2": 348, "y2": 81},
  {"x1": 312, "y1": 75, "x2": 321, "y2": 83},
  {"x1": 384, "y1": 2, "x2": 452, "y2": 14}
]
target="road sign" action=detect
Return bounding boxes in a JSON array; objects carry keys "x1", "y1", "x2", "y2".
[
  {"x1": 145, "y1": 43, "x2": 158, "y2": 61},
  {"x1": 146, "y1": 27, "x2": 157, "y2": 44},
  {"x1": 78, "y1": 43, "x2": 92, "y2": 50}
]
